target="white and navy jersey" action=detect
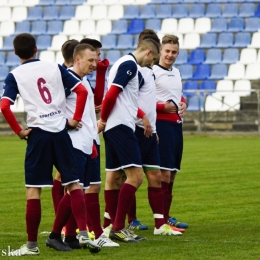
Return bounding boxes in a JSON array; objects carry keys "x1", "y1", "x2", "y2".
[
  {"x1": 66, "y1": 69, "x2": 97, "y2": 155},
  {"x1": 153, "y1": 64, "x2": 183, "y2": 110},
  {"x1": 136, "y1": 66, "x2": 157, "y2": 133},
  {"x1": 105, "y1": 53, "x2": 138, "y2": 132},
  {"x1": 1, "y1": 59, "x2": 80, "y2": 132}
]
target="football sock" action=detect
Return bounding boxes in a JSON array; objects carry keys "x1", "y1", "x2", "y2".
[
  {"x1": 127, "y1": 194, "x2": 137, "y2": 224},
  {"x1": 52, "y1": 179, "x2": 64, "y2": 214},
  {"x1": 113, "y1": 183, "x2": 136, "y2": 231},
  {"x1": 148, "y1": 187, "x2": 165, "y2": 229},
  {"x1": 104, "y1": 189, "x2": 120, "y2": 225},
  {"x1": 103, "y1": 205, "x2": 112, "y2": 228},
  {"x1": 161, "y1": 181, "x2": 171, "y2": 222},
  {"x1": 26, "y1": 199, "x2": 41, "y2": 242},
  {"x1": 65, "y1": 213, "x2": 77, "y2": 237}
]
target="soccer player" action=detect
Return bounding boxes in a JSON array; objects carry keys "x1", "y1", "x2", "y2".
[
  {"x1": 98, "y1": 39, "x2": 160, "y2": 242},
  {"x1": 153, "y1": 34, "x2": 189, "y2": 230},
  {"x1": 0, "y1": 33, "x2": 90, "y2": 256},
  {"x1": 78, "y1": 38, "x2": 117, "y2": 247}
]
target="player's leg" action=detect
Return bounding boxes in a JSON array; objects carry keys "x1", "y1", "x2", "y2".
[{"x1": 51, "y1": 171, "x2": 64, "y2": 215}]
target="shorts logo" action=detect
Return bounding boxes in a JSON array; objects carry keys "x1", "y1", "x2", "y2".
[{"x1": 127, "y1": 70, "x2": 132, "y2": 76}]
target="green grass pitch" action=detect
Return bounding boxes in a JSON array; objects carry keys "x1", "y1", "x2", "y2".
[{"x1": 0, "y1": 134, "x2": 259, "y2": 259}]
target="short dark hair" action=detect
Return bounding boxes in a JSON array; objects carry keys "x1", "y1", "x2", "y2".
[
  {"x1": 73, "y1": 43, "x2": 96, "y2": 61},
  {"x1": 138, "y1": 29, "x2": 157, "y2": 42},
  {"x1": 79, "y1": 38, "x2": 102, "y2": 49},
  {"x1": 142, "y1": 34, "x2": 161, "y2": 45},
  {"x1": 61, "y1": 39, "x2": 79, "y2": 64},
  {"x1": 137, "y1": 39, "x2": 160, "y2": 55},
  {"x1": 13, "y1": 33, "x2": 36, "y2": 59}
]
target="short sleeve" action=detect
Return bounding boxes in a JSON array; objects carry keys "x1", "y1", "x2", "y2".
[
  {"x1": 1, "y1": 73, "x2": 19, "y2": 104},
  {"x1": 112, "y1": 60, "x2": 137, "y2": 89}
]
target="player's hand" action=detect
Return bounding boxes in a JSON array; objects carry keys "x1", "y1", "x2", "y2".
[
  {"x1": 17, "y1": 128, "x2": 32, "y2": 140},
  {"x1": 164, "y1": 101, "x2": 177, "y2": 113},
  {"x1": 178, "y1": 102, "x2": 187, "y2": 118},
  {"x1": 97, "y1": 119, "x2": 106, "y2": 133},
  {"x1": 67, "y1": 120, "x2": 82, "y2": 130},
  {"x1": 95, "y1": 104, "x2": 101, "y2": 114},
  {"x1": 142, "y1": 115, "x2": 153, "y2": 138}
]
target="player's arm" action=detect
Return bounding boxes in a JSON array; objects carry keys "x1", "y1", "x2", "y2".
[
  {"x1": 137, "y1": 108, "x2": 152, "y2": 138},
  {"x1": 178, "y1": 96, "x2": 188, "y2": 118},
  {"x1": 98, "y1": 60, "x2": 137, "y2": 133},
  {"x1": 156, "y1": 102, "x2": 177, "y2": 113},
  {"x1": 94, "y1": 59, "x2": 109, "y2": 106}
]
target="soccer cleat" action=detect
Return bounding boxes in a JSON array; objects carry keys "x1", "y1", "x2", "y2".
[
  {"x1": 94, "y1": 233, "x2": 119, "y2": 247},
  {"x1": 46, "y1": 237, "x2": 72, "y2": 251},
  {"x1": 88, "y1": 231, "x2": 95, "y2": 240},
  {"x1": 8, "y1": 245, "x2": 40, "y2": 256},
  {"x1": 64, "y1": 238, "x2": 81, "y2": 249},
  {"x1": 109, "y1": 228, "x2": 138, "y2": 243},
  {"x1": 128, "y1": 219, "x2": 148, "y2": 230},
  {"x1": 170, "y1": 226, "x2": 185, "y2": 233},
  {"x1": 127, "y1": 229, "x2": 146, "y2": 241},
  {"x1": 154, "y1": 224, "x2": 182, "y2": 236},
  {"x1": 167, "y1": 217, "x2": 188, "y2": 229},
  {"x1": 103, "y1": 224, "x2": 112, "y2": 238},
  {"x1": 78, "y1": 235, "x2": 101, "y2": 253}
]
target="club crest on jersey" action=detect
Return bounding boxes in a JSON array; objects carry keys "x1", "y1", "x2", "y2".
[{"x1": 127, "y1": 70, "x2": 132, "y2": 76}]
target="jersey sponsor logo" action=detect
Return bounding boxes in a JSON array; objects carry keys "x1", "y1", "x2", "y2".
[
  {"x1": 168, "y1": 75, "x2": 175, "y2": 77},
  {"x1": 39, "y1": 110, "x2": 61, "y2": 119},
  {"x1": 127, "y1": 70, "x2": 132, "y2": 76}
]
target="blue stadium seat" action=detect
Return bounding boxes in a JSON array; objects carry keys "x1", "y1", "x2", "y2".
[
  {"x1": 178, "y1": 64, "x2": 193, "y2": 80},
  {"x1": 204, "y1": 49, "x2": 222, "y2": 64},
  {"x1": 199, "y1": 33, "x2": 217, "y2": 48},
  {"x1": 227, "y1": 18, "x2": 244, "y2": 32},
  {"x1": 0, "y1": 52, "x2": 6, "y2": 66},
  {"x1": 200, "y1": 80, "x2": 216, "y2": 95},
  {"x1": 140, "y1": 5, "x2": 156, "y2": 19},
  {"x1": 186, "y1": 95, "x2": 204, "y2": 111},
  {"x1": 1, "y1": 36, "x2": 15, "y2": 51},
  {"x1": 124, "y1": 5, "x2": 139, "y2": 19},
  {"x1": 106, "y1": 50, "x2": 121, "y2": 66},
  {"x1": 59, "y1": 5, "x2": 75, "y2": 20},
  {"x1": 189, "y1": 4, "x2": 205, "y2": 18},
  {"x1": 184, "y1": 0, "x2": 197, "y2": 3},
  {"x1": 192, "y1": 64, "x2": 210, "y2": 80},
  {"x1": 199, "y1": 0, "x2": 213, "y2": 3},
  {"x1": 101, "y1": 34, "x2": 116, "y2": 50},
  {"x1": 145, "y1": 19, "x2": 161, "y2": 32},
  {"x1": 43, "y1": 6, "x2": 59, "y2": 20},
  {"x1": 31, "y1": 21, "x2": 47, "y2": 35},
  {"x1": 56, "y1": 0, "x2": 71, "y2": 5},
  {"x1": 5, "y1": 52, "x2": 20, "y2": 67},
  {"x1": 205, "y1": 4, "x2": 222, "y2": 18},
  {"x1": 208, "y1": 64, "x2": 227, "y2": 79},
  {"x1": 46, "y1": 20, "x2": 63, "y2": 35},
  {"x1": 156, "y1": 4, "x2": 172, "y2": 19},
  {"x1": 256, "y1": 4, "x2": 260, "y2": 17},
  {"x1": 183, "y1": 81, "x2": 198, "y2": 96},
  {"x1": 150, "y1": 0, "x2": 166, "y2": 3},
  {"x1": 233, "y1": 32, "x2": 250, "y2": 47},
  {"x1": 239, "y1": 3, "x2": 255, "y2": 17},
  {"x1": 175, "y1": 50, "x2": 188, "y2": 65},
  {"x1": 244, "y1": 18, "x2": 260, "y2": 32},
  {"x1": 222, "y1": 48, "x2": 239, "y2": 64},
  {"x1": 122, "y1": 49, "x2": 135, "y2": 56},
  {"x1": 13, "y1": 21, "x2": 31, "y2": 35},
  {"x1": 36, "y1": 35, "x2": 51, "y2": 50},
  {"x1": 222, "y1": 3, "x2": 238, "y2": 18},
  {"x1": 229, "y1": 0, "x2": 244, "y2": 2},
  {"x1": 133, "y1": 34, "x2": 139, "y2": 48},
  {"x1": 172, "y1": 4, "x2": 188, "y2": 18},
  {"x1": 111, "y1": 20, "x2": 128, "y2": 34},
  {"x1": 215, "y1": 0, "x2": 226, "y2": 3},
  {"x1": 38, "y1": 0, "x2": 55, "y2": 5},
  {"x1": 127, "y1": 19, "x2": 144, "y2": 34},
  {"x1": 0, "y1": 66, "x2": 9, "y2": 81},
  {"x1": 188, "y1": 49, "x2": 205, "y2": 65},
  {"x1": 70, "y1": 0, "x2": 85, "y2": 4},
  {"x1": 216, "y1": 33, "x2": 233, "y2": 48},
  {"x1": 166, "y1": 0, "x2": 182, "y2": 2},
  {"x1": 116, "y1": 34, "x2": 133, "y2": 49},
  {"x1": 27, "y1": 6, "x2": 43, "y2": 21},
  {"x1": 211, "y1": 18, "x2": 227, "y2": 32}
]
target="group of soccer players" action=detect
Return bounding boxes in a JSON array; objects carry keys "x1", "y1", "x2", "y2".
[{"x1": 0, "y1": 28, "x2": 188, "y2": 256}]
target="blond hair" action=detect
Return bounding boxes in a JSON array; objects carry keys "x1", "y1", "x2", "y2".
[{"x1": 162, "y1": 35, "x2": 179, "y2": 46}]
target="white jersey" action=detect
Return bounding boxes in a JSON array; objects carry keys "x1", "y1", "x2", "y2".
[
  {"x1": 66, "y1": 70, "x2": 97, "y2": 155},
  {"x1": 153, "y1": 64, "x2": 183, "y2": 109},
  {"x1": 105, "y1": 54, "x2": 138, "y2": 132},
  {"x1": 136, "y1": 66, "x2": 156, "y2": 133},
  {"x1": 2, "y1": 60, "x2": 80, "y2": 132}
]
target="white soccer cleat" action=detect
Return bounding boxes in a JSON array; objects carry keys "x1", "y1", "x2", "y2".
[
  {"x1": 94, "y1": 233, "x2": 119, "y2": 247},
  {"x1": 8, "y1": 245, "x2": 40, "y2": 256},
  {"x1": 103, "y1": 224, "x2": 112, "y2": 238},
  {"x1": 154, "y1": 224, "x2": 182, "y2": 236}
]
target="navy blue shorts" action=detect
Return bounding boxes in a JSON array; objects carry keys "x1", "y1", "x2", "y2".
[
  {"x1": 135, "y1": 126, "x2": 160, "y2": 170},
  {"x1": 156, "y1": 120, "x2": 183, "y2": 171},
  {"x1": 86, "y1": 141, "x2": 101, "y2": 185},
  {"x1": 103, "y1": 124, "x2": 142, "y2": 171},
  {"x1": 73, "y1": 148, "x2": 90, "y2": 189},
  {"x1": 25, "y1": 128, "x2": 79, "y2": 187}
]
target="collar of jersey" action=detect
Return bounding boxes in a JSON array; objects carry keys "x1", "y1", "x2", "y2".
[
  {"x1": 156, "y1": 64, "x2": 172, "y2": 71},
  {"x1": 22, "y1": 59, "x2": 40, "y2": 65},
  {"x1": 68, "y1": 68, "x2": 82, "y2": 80},
  {"x1": 128, "y1": 53, "x2": 137, "y2": 63}
]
